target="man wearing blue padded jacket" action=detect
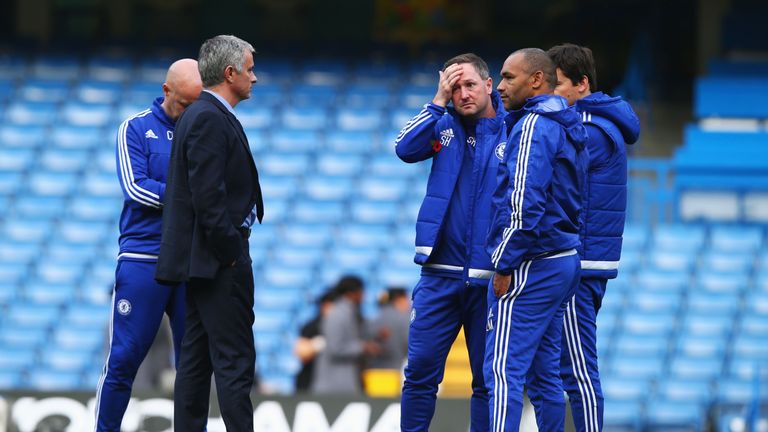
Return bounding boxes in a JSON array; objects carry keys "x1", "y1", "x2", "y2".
[
  {"x1": 485, "y1": 48, "x2": 588, "y2": 432},
  {"x1": 95, "y1": 59, "x2": 202, "y2": 432},
  {"x1": 395, "y1": 53, "x2": 508, "y2": 432},
  {"x1": 547, "y1": 43, "x2": 640, "y2": 432}
]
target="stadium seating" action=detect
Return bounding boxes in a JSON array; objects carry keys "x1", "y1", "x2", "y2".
[{"x1": 0, "y1": 52, "x2": 765, "y2": 431}]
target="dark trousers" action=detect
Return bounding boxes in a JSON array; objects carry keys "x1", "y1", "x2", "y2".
[{"x1": 173, "y1": 241, "x2": 255, "y2": 432}]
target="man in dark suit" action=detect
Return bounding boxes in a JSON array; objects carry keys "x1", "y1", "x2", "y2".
[{"x1": 155, "y1": 34, "x2": 263, "y2": 432}]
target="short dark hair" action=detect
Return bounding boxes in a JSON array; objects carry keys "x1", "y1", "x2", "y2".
[
  {"x1": 334, "y1": 274, "x2": 365, "y2": 296},
  {"x1": 513, "y1": 48, "x2": 557, "y2": 90},
  {"x1": 443, "y1": 53, "x2": 490, "y2": 80},
  {"x1": 547, "y1": 43, "x2": 598, "y2": 92}
]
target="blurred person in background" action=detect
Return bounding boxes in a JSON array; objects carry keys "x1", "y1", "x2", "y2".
[
  {"x1": 94, "y1": 58, "x2": 202, "y2": 432},
  {"x1": 293, "y1": 288, "x2": 337, "y2": 393},
  {"x1": 547, "y1": 43, "x2": 640, "y2": 432},
  {"x1": 155, "y1": 34, "x2": 264, "y2": 432},
  {"x1": 368, "y1": 287, "x2": 410, "y2": 370},
  {"x1": 394, "y1": 53, "x2": 507, "y2": 432},
  {"x1": 311, "y1": 275, "x2": 381, "y2": 395}
]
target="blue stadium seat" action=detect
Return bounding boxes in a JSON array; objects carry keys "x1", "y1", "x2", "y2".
[
  {"x1": 601, "y1": 375, "x2": 649, "y2": 402},
  {"x1": 252, "y1": 310, "x2": 292, "y2": 334},
  {"x1": 250, "y1": 84, "x2": 285, "y2": 108},
  {"x1": 0, "y1": 147, "x2": 35, "y2": 171},
  {"x1": 676, "y1": 332, "x2": 727, "y2": 359},
  {"x1": 136, "y1": 57, "x2": 171, "y2": 82},
  {"x1": 635, "y1": 268, "x2": 690, "y2": 293},
  {"x1": 281, "y1": 222, "x2": 332, "y2": 248},
  {"x1": 6, "y1": 301, "x2": 61, "y2": 327},
  {"x1": 0, "y1": 325, "x2": 48, "y2": 348},
  {"x1": 645, "y1": 399, "x2": 706, "y2": 432},
  {"x1": 291, "y1": 84, "x2": 338, "y2": 108},
  {"x1": 30, "y1": 56, "x2": 81, "y2": 80},
  {"x1": 739, "y1": 311, "x2": 768, "y2": 336},
  {"x1": 237, "y1": 105, "x2": 274, "y2": 130},
  {"x1": 300, "y1": 60, "x2": 347, "y2": 86},
  {"x1": 32, "y1": 260, "x2": 85, "y2": 285},
  {"x1": 26, "y1": 368, "x2": 83, "y2": 391},
  {"x1": 0, "y1": 124, "x2": 47, "y2": 148},
  {"x1": 50, "y1": 124, "x2": 103, "y2": 150},
  {"x1": 668, "y1": 353, "x2": 723, "y2": 381},
  {"x1": 732, "y1": 333, "x2": 768, "y2": 360},
  {"x1": 357, "y1": 176, "x2": 409, "y2": 202},
  {"x1": 337, "y1": 224, "x2": 392, "y2": 249},
  {"x1": 262, "y1": 264, "x2": 314, "y2": 289},
  {"x1": 0, "y1": 171, "x2": 22, "y2": 194},
  {"x1": 123, "y1": 81, "x2": 159, "y2": 105},
  {"x1": 272, "y1": 245, "x2": 324, "y2": 268},
  {"x1": 350, "y1": 200, "x2": 400, "y2": 224},
  {"x1": 59, "y1": 220, "x2": 108, "y2": 244},
  {"x1": 336, "y1": 108, "x2": 383, "y2": 131},
  {"x1": 324, "y1": 130, "x2": 378, "y2": 154},
  {"x1": 687, "y1": 289, "x2": 740, "y2": 315},
  {"x1": 609, "y1": 352, "x2": 666, "y2": 380},
  {"x1": 399, "y1": 85, "x2": 435, "y2": 109},
  {"x1": 342, "y1": 84, "x2": 392, "y2": 108},
  {"x1": 696, "y1": 270, "x2": 749, "y2": 294},
  {"x1": 709, "y1": 225, "x2": 764, "y2": 252},
  {"x1": 614, "y1": 332, "x2": 670, "y2": 357},
  {"x1": 27, "y1": 171, "x2": 78, "y2": 197},
  {"x1": 74, "y1": 79, "x2": 124, "y2": 103},
  {"x1": 376, "y1": 265, "x2": 419, "y2": 288},
  {"x1": 367, "y1": 153, "x2": 426, "y2": 178},
  {"x1": 12, "y1": 195, "x2": 65, "y2": 218},
  {"x1": 260, "y1": 152, "x2": 310, "y2": 176},
  {"x1": 699, "y1": 250, "x2": 755, "y2": 275},
  {"x1": 653, "y1": 224, "x2": 706, "y2": 252},
  {"x1": 1, "y1": 219, "x2": 53, "y2": 243},
  {"x1": 41, "y1": 346, "x2": 94, "y2": 371},
  {"x1": 280, "y1": 107, "x2": 327, "y2": 130},
  {"x1": 695, "y1": 77, "x2": 768, "y2": 118},
  {"x1": 0, "y1": 240, "x2": 39, "y2": 265},
  {"x1": 269, "y1": 129, "x2": 320, "y2": 153},
  {"x1": 646, "y1": 248, "x2": 696, "y2": 272},
  {"x1": 5, "y1": 101, "x2": 59, "y2": 125},
  {"x1": 259, "y1": 175, "x2": 299, "y2": 200},
  {"x1": 67, "y1": 196, "x2": 121, "y2": 222},
  {"x1": 726, "y1": 357, "x2": 768, "y2": 382},
  {"x1": 60, "y1": 101, "x2": 114, "y2": 127},
  {"x1": 327, "y1": 246, "x2": 380, "y2": 270},
  {"x1": 254, "y1": 289, "x2": 301, "y2": 311},
  {"x1": 302, "y1": 176, "x2": 353, "y2": 201},
  {"x1": 602, "y1": 399, "x2": 642, "y2": 432},
  {"x1": 315, "y1": 153, "x2": 363, "y2": 177},
  {"x1": 351, "y1": 62, "x2": 402, "y2": 86},
  {"x1": 39, "y1": 148, "x2": 90, "y2": 172},
  {"x1": 0, "y1": 370, "x2": 23, "y2": 388},
  {"x1": 620, "y1": 310, "x2": 677, "y2": 336},
  {"x1": 625, "y1": 290, "x2": 680, "y2": 315},
  {"x1": 51, "y1": 326, "x2": 104, "y2": 351},
  {"x1": 62, "y1": 302, "x2": 110, "y2": 328},
  {"x1": 717, "y1": 377, "x2": 762, "y2": 406},
  {"x1": 655, "y1": 377, "x2": 712, "y2": 404},
  {"x1": 0, "y1": 282, "x2": 19, "y2": 304},
  {"x1": 292, "y1": 199, "x2": 345, "y2": 223},
  {"x1": 0, "y1": 347, "x2": 36, "y2": 370},
  {"x1": 18, "y1": 78, "x2": 71, "y2": 103}
]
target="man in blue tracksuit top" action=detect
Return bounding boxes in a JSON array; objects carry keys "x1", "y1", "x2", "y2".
[
  {"x1": 547, "y1": 43, "x2": 640, "y2": 432},
  {"x1": 486, "y1": 48, "x2": 588, "y2": 432},
  {"x1": 94, "y1": 59, "x2": 202, "y2": 432},
  {"x1": 395, "y1": 53, "x2": 508, "y2": 432}
]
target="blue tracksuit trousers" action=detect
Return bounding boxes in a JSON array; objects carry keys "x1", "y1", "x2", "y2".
[
  {"x1": 560, "y1": 277, "x2": 607, "y2": 432},
  {"x1": 401, "y1": 274, "x2": 489, "y2": 432},
  {"x1": 94, "y1": 259, "x2": 185, "y2": 432},
  {"x1": 486, "y1": 252, "x2": 580, "y2": 432}
]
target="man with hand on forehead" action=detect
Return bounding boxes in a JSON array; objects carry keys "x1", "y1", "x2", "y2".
[{"x1": 395, "y1": 53, "x2": 508, "y2": 432}]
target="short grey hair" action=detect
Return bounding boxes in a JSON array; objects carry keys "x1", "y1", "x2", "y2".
[
  {"x1": 513, "y1": 48, "x2": 557, "y2": 90},
  {"x1": 198, "y1": 35, "x2": 255, "y2": 88}
]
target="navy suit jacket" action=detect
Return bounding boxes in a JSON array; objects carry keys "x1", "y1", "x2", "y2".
[{"x1": 156, "y1": 91, "x2": 263, "y2": 282}]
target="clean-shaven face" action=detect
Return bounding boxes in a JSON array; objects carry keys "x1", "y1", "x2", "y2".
[{"x1": 450, "y1": 63, "x2": 493, "y2": 120}]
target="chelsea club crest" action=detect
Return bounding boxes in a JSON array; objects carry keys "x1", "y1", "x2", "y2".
[{"x1": 495, "y1": 142, "x2": 506, "y2": 160}]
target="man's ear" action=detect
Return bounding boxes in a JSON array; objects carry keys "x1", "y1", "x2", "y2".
[
  {"x1": 578, "y1": 75, "x2": 590, "y2": 94},
  {"x1": 530, "y1": 70, "x2": 545, "y2": 90},
  {"x1": 224, "y1": 65, "x2": 234, "y2": 83},
  {"x1": 486, "y1": 77, "x2": 493, "y2": 94}
]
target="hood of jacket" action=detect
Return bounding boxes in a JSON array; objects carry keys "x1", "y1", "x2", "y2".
[
  {"x1": 576, "y1": 91, "x2": 640, "y2": 145},
  {"x1": 523, "y1": 94, "x2": 587, "y2": 151}
]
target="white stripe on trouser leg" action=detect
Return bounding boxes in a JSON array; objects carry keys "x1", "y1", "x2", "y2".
[
  {"x1": 491, "y1": 261, "x2": 531, "y2": 432},
  {"x1": 94, "y1": 285, "x2": 117, "y2": 430},
  {"x1": 564, "y1": 298, "x2": 599, "y2": 432}
]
